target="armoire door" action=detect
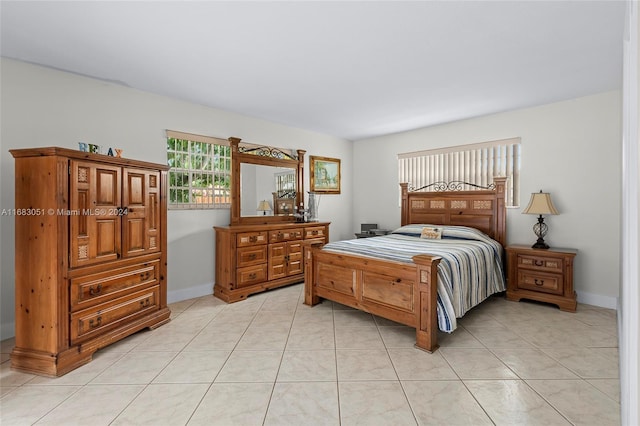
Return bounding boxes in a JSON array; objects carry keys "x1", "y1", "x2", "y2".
[
  {"x1": 70, "y1": 160, "x2": 122, "y2": 267},
  {"x1": 122, "y1": 168, "x2": 161, "y2": 257}
]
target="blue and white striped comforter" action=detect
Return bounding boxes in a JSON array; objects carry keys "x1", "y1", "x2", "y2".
[{"x1": 322, "y1": 224, "x2": 506, "y2": 332}]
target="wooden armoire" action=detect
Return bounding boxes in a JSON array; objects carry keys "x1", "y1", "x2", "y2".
[{"x1": 10, "y1": 147, "x2": 171, "y2": 376}]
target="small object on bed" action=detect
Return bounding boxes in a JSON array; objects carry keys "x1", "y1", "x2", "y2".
[{"x1": 420, "y1": 226, "x2": 442, "y2": 239}]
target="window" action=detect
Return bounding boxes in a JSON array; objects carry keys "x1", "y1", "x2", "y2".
[
  {"x1": 274, "y1": 170, "x2": 296, "y2": 197},
  {"x1": 166, "y1": 130, "x2": 231, "y2": 209},
  {"x1": 398, "y1": 137, "x2": 521, "y2": 207}
]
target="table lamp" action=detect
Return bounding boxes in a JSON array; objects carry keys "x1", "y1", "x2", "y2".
[{"x1": 522, "y1": 190, "x2": 559, "y2": 249}]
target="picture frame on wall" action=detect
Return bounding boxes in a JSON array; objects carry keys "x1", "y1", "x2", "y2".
[{"x1": 310, "y1": 155, "x2": 341, "y2": 194}]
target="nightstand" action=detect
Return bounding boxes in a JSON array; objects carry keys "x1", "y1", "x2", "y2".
[
  {"x1": 354, "y1": 229, "x2": 390, "y2": 238},
  {"x1": 505, "y1": 245, "x2": 578, "y2": 312}
]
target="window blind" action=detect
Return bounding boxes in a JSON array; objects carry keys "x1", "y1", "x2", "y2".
[{"x1": 398, "y1": 137, "x2": 521, "y2": 207}]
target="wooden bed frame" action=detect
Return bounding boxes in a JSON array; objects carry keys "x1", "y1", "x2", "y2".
[{"x1": 304, "y1": 177, "x2": 507, "y2": 352}]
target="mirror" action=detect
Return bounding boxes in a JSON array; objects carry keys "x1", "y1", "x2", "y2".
[
  {"x1": 240, "y1": 164, "x2": 297, "y2": 217},
  {"x1": 229, "y1": 137, "x2": 305, "y2": 225}
]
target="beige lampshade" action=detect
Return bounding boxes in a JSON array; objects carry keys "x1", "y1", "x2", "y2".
[
  {"x1": 257, "y1": 200, "x2": 271, "y2": 212},
  {"x1": 522, "y1": 191, "x2": 559, "y2": 215}
]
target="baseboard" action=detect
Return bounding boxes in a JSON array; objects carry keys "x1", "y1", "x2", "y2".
[
  {"x1": 1, "y1": 321, "x2": 15, "y2": 341},
  {"x1": 576, "y1": 290, "x2": 618, "y2": 310},
  {"x1": 167, "y1": 282, "x2": 214, "y2": 304}
]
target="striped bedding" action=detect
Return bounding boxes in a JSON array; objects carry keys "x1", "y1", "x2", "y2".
[{"x1": 321, "y1": 224, "x2": 506, "y2": 332}]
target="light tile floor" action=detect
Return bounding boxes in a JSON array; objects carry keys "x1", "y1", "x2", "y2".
[{"x1": 0, "y1": 284, "x2": 620, "y2": 425}]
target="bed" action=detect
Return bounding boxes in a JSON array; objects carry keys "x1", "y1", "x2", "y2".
[{"x1": 303, "y1": 177, "x2": 507, "y2": 352}]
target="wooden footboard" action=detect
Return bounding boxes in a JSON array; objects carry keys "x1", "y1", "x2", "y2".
[{"x1": 304, "y1": 242, "x2": 441, "y2": 352}]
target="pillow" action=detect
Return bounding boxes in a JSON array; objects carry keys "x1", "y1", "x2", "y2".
[
  {"x1": 390, "y1": 224, "x2": 427, "y2": 236},
  {"x1": 420, "y1": 226, "x2": 442, "y2": 239}
]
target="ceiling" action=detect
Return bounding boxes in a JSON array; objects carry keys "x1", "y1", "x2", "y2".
[{"x1": 0, "y1": 1, "x2": 626, "y2": 141}]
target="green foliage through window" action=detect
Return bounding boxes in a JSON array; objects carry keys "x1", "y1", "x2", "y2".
[{"x1": 167, "y1": 138, "x2": 231, "y2": 208}]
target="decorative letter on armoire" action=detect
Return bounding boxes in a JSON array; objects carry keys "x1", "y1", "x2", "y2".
[{"x1": 10, "y1": 147, "x2": 171, "y2": 376}]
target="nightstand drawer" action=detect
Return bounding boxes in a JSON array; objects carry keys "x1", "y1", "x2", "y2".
[
  {"x1": 517, "y1": 270, "x2": 563, "y2": 295},
  {"x1": 517, "y1": 254, "x2": 563, "y2": 272}
]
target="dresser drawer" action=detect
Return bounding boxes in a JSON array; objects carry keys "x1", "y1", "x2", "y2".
[
  {"x1": 517, "y1": 254, "x2": 563, "y2": 272},
  {"x1": 304, "y1": 226, "x2": 326, "y2": 240},
  {"x1": 236, "y1": 264, "x2": 268, "y2": 288},
  {"x1": 517, "y1": 270, "x2": 563, "y2": 295},
  {"x1": 237, "y1": 231, "x2": 268, "y2": 247},
  {"x1": 237, "y1": 245, "x2": 268, "y2": 267},
  {"x1": 70, "y1": 260, "x2": 160, "y2": 312},
  {"x1": 269, "y1": 228, "x2": 303, "y2": 243},
  {"x1": 70, "y1": 286, "x2": 159, "y2": 344}
]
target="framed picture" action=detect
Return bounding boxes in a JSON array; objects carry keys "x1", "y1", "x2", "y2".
[{"x1": 310, "y1": 155, "x2": 341, "y2": 194}]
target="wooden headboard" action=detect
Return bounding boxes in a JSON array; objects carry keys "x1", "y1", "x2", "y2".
[{"x1": 400, "y1": 176, "x2": 507, "y2": 246}]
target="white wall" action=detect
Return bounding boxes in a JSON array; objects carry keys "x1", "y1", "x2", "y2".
[
  {"x1": 620, "y1": 1, "x2": 639, "y2": 423},
  {"x1": 353, "y1": 91, "x2": 622, "y2": 307},
  {"x1": 0, "y1": 58, "x2": 354, "y2": 339}
]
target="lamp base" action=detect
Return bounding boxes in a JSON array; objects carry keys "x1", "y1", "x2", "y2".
[
  {"x1": 531, "y1": 238, "x2": 549, "y2": 249},
  {"x1": 531, "y1": 215, "x2": 550, "y2": 249}
]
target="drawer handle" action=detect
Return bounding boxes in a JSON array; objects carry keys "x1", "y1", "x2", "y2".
[
  {"x1": 139, "y1": 272, "x2": 151, "y2": 280},
  {"x1": 139, "y1": 298, "x2": 151, "y2": 308},
  {"x1": 311, "y1": 230, "x2": 318, "y2": 235},
  {"x1": 89, "y1": 284, "x2": 102, "y2": 296},
  {"x1": 277, "y1": 233, "x2": 284, "y2": 240},
  {"x1": 89, "y1": 316, "x2": 102, "y2": 328},
  {"x1": 248, "y1": 253, "x2": 257, "y2": 260},
  {"x1": 534, "y1": 279, "x2": 545, "y2": 286},
  {"x1": 534, "y1": 260, "x2": 544, "y2": 267},
  {"x1": 249, "y1": 236, "x2": 258, "y2": 243},
  {"x1": 248, "y1": 273, "x2": 257, "y2": 280}
]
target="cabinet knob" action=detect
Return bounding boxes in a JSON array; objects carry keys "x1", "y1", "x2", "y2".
[
  {"x1": 534, "y1": 279, "x2": 545, "y2": 286},
  {"x1": 534, "y1": 260, "x2": 544, "y2": 267}
]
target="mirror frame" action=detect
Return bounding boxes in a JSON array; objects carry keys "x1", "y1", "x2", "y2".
[{"x1": 229, "y1": 137, "x2": 305, "y2": 225}]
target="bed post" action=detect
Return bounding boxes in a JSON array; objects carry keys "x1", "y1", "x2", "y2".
[
  {"x1": 412, "y1": 254, "x2": 441, "y2": 352},
  {"x1": 304, "y1": 242, "x2": 322, "y2": 306},
  {"x1": 493, "y1": 176, "x2": 507, "y2": 247},
  {"x1": 400, "y1": 183, "x2": 409, "y2": 226}
]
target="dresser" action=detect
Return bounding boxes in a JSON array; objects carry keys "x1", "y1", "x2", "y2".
[
  {"x1": 505, "y1": 245, "x2": 577, "y2": 312},
  {"x1": 10, "y1": 147, "x2": 171, "y2": 376},
  {"x1": 214, "y1": 222, "x2": 329, "y2": 302}
]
